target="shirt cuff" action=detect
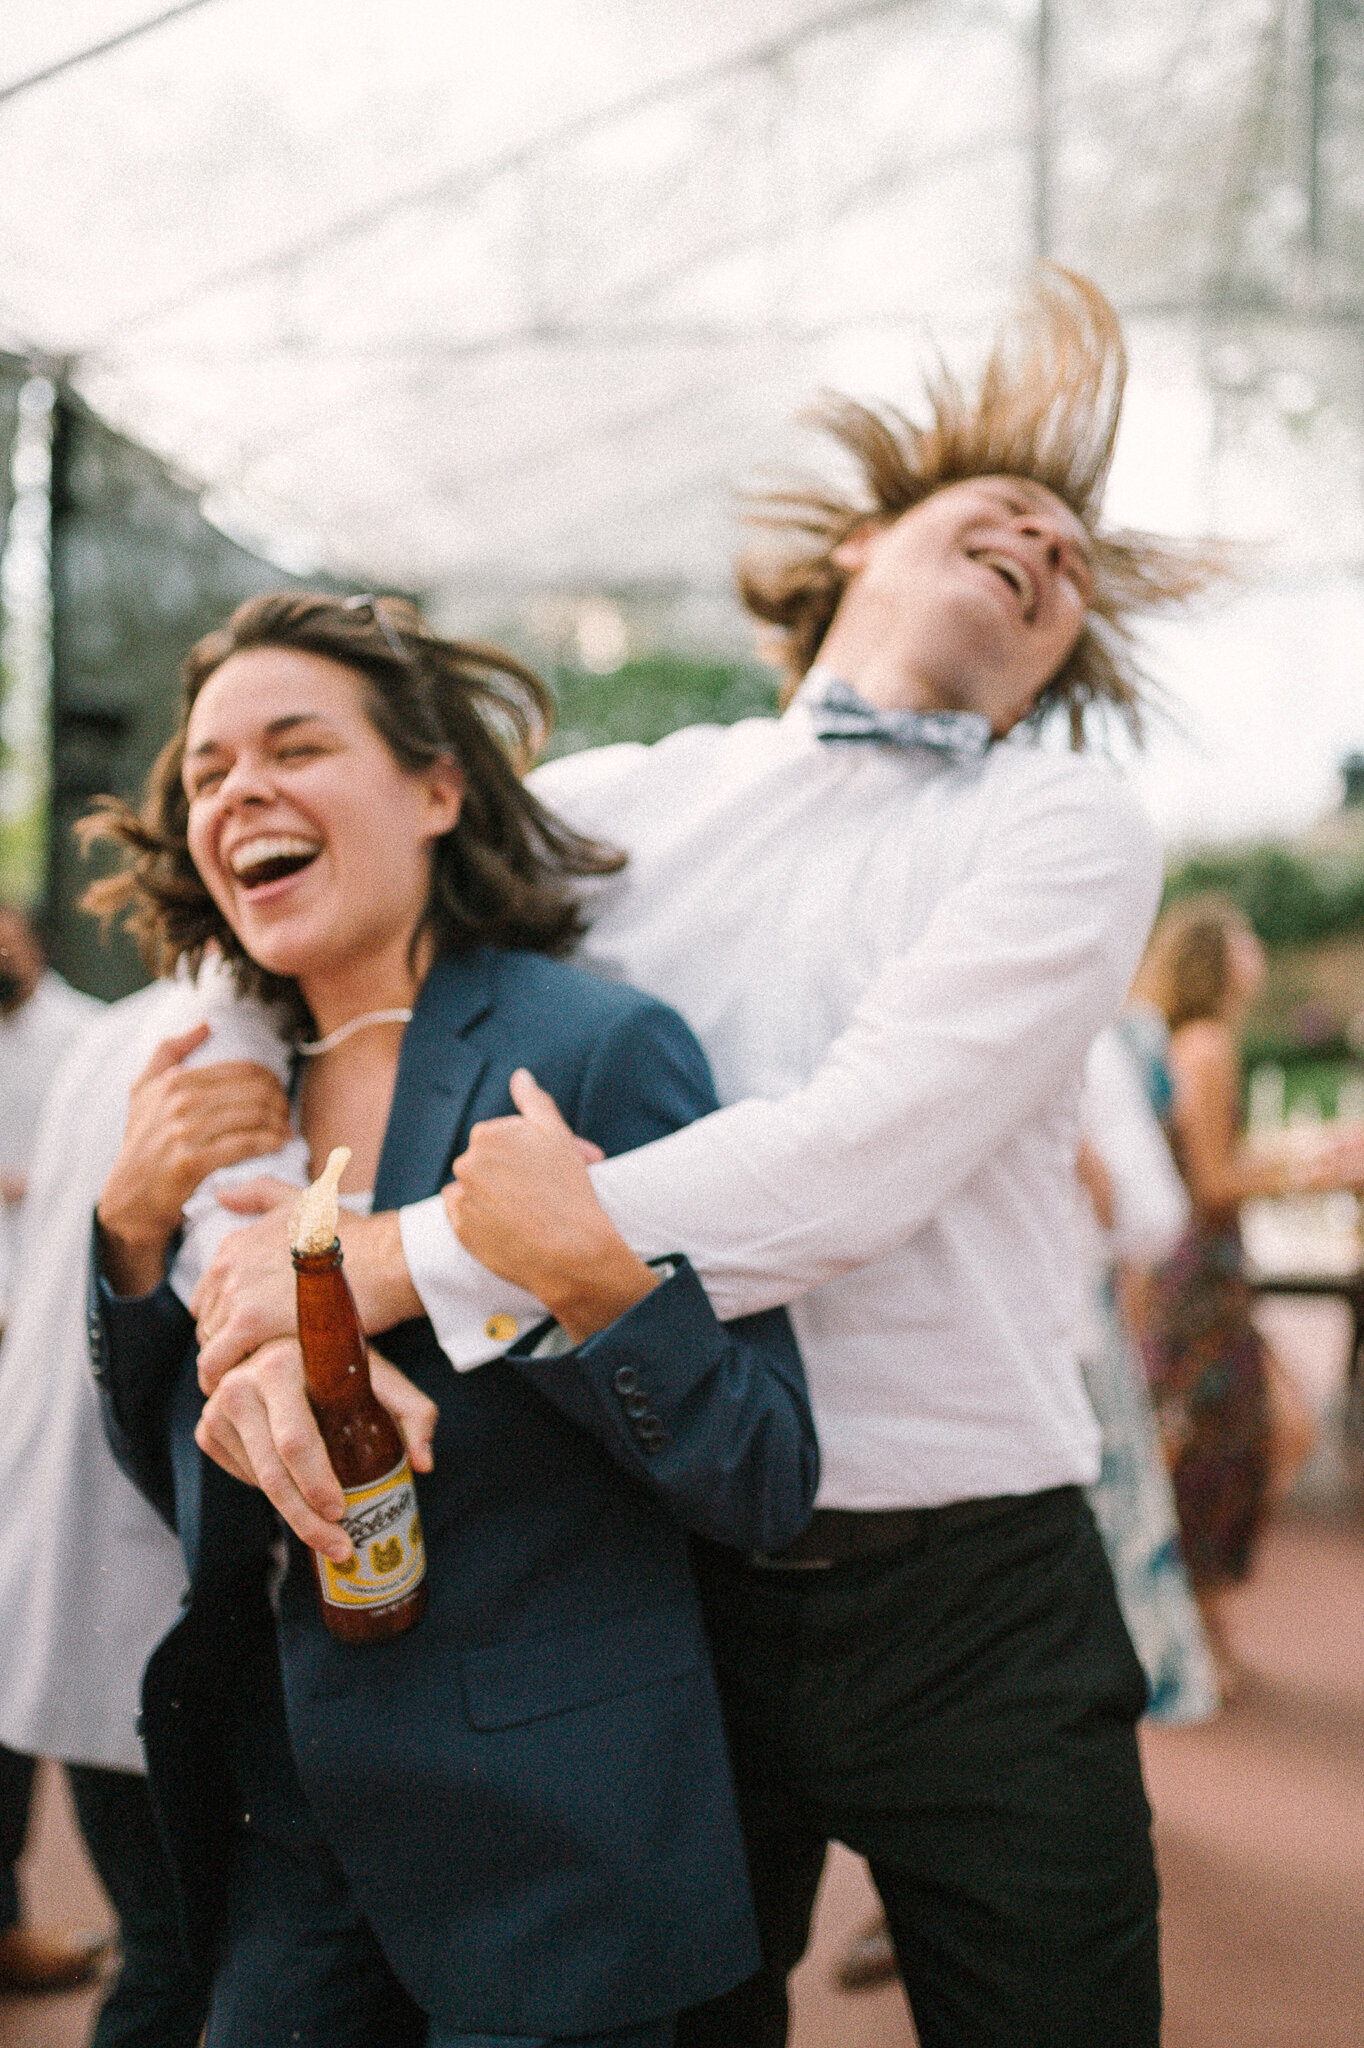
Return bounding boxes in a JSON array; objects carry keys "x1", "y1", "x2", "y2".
[
  {"x1": 397, "y1": 1194, "x2": 548, "y2": 1371},
  {"x1": 524, "y1": 1260, "x2": 678, "y2": 1361}
]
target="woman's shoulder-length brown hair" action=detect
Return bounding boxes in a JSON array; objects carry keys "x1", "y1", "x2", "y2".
[
  {"x1": 79, "y1": 591, "x2": 624, "y2": 1027},
  {"x1": 1132, "y1": 893, "x2": 1247, "y2": 1033}
]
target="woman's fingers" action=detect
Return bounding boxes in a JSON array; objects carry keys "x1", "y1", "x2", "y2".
[
  {"x1": 369, "y1": 1355, "x2": 438, "y2": 1474},
  {"x1": 191, "y1": 1408, "x2": 258, "y2": 1489},
  {"x1": 159, "y1": 1074, "x2": 292, "y2": 1157},
  {"x1": 198, "y1": 1406, "x2": 351, "y2": 1561},
  {"x1": 187, "y1": 1125, "x2": 293, "y2": 1187},
  {"x1": 195, "y1": 1343, "x2": 435, "y2": 1557},
  {"x1": 101, "y1": 1057, "x2": 293, "y2": 1268},
  {"x1": 196, "y1": 1342, "x2": 352, "y2": 1559},
  {"x1": 139, "y1": 1022, "x2": 211, "y2": 1079},
  {"x1": 196, "y1": 1267, "x2": 299, "y2": 1388},
  {"x1": 192, "y1": 1200, "x2": 300, "y2": 1377}
]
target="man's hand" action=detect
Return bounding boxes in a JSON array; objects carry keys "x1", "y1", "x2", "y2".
[
  {"x1": 194, "y1": 1336, "x2": 437, "y2": 1561},
  {"x1": 194, "y1": 1186, "x2": 423, "y2": 1389},
  {"x1": 96, "y1": 1026, "x2": 293, "y2": 1296},
  {"x1": 448, "y1": 1069, "x2": 657, "y2": 1343},
  {"x1": 192, "y1": 1178, "x2": 302, "y2": 1387}
]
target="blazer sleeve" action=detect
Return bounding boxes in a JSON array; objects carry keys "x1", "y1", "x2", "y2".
[
  {"x1": 505, "y1": 1000, "x2": 819, "y2": 1554},
  {"x1": 88, "y1": 1216, "x2": 195, "y2": 1532}
]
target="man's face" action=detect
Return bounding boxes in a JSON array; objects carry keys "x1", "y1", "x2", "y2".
[{"x1": 829, "y1": 475, "x2": 1095, "y2": 732}]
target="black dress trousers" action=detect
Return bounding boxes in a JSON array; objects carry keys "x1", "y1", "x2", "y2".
[{"x1": 677, "y1": 1485, "x2": 1159, "y2": 2048}]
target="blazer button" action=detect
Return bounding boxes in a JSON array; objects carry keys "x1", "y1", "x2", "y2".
[
  {"x1": 624, "y1": 1392, "x2": 650, "y2": 1419},
  {"x1": 639, "y1": 1417, "x2": 667, "y2": 1455},
  {"x1": 613, "y1": 1366, "x2": 639, "y2": 1397}
]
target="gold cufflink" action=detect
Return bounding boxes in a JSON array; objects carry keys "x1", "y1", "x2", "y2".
[{"x1": 485, "y1": 1314, "x2": 519, "y2": 1343}]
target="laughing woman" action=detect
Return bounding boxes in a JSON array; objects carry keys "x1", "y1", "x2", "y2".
[{"x1": 84, "y1": 593, "x2": 817, "y2": 2048}]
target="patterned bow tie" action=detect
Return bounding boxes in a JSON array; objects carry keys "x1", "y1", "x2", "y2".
[{"x1": 801, "y1": 671, "x2": 992, "y2": 764}]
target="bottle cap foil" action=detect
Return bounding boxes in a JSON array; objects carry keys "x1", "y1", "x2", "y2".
[{"x1": 290, "y1": 1146, "x2": 352, "y2": 1255}]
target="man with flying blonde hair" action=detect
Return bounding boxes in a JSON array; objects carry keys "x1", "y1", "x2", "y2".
[{"x1": 190, "y1": 269, "x2": 1218, "y2": 2047}]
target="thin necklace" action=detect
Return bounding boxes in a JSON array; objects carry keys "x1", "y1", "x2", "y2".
[{"x1": 296, "y1": 1007, "x2": 414, "y2": 1057}]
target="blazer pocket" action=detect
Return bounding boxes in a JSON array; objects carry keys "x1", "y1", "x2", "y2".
[{"x1": 460, "y1": 1606, "x2": 698, "y2": 1731}]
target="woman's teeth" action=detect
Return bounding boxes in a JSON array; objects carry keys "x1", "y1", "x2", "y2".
[{"x1": 229, "y1": 835, "x2": 321, "y2": 888}]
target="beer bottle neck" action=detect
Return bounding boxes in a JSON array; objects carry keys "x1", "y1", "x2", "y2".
[{"x1": 293, "y1": 1243, "x2": 370, "y2": 1405}]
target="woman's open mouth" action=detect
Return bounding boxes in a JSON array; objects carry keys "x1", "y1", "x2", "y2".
[{"x1": 228, "y1": 834, "x2": 322, "y2": 890}]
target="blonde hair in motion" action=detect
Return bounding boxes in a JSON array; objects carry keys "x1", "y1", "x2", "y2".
[{"x1": 738, "y1": 265, "x2": 1223, "y2": 745}]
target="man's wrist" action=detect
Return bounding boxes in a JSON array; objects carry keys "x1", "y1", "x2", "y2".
[
  {"x1": 538, "y1": 1238, "x2": 661, "y2": 1346},
  {"x1": 339, "y1": 1209, "x2": 423, "y2": 1332},
  {"x1": 94, "y1": 1209, "x2": 172, "y2": 1298}
]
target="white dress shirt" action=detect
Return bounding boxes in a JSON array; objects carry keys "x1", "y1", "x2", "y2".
[{"x1": 401, "y1": 697, "x2": 1163, "y2": 1508}]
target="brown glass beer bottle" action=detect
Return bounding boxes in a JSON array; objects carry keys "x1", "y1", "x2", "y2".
[{"x1": 290, "y1": 1149, "x2": 427, "y2": 1643}]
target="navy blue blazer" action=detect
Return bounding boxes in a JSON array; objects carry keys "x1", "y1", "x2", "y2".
[{"x1": 91, "y1": 947, "x2": 818, "y2": 2036}]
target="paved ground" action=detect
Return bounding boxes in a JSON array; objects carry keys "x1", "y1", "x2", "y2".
[{"x1": 4, "y1": 1506, "x2": 1362, "y2": 2048}]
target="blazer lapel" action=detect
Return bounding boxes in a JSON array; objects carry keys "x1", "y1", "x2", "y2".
[{"x1": 373, "y1": 949, "x2": 498, "y2": 1209}]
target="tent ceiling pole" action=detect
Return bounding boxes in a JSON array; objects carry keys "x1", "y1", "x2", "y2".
[
  {"x1": 0, "y1": 1, "x2": 223, "y2": 111},
  {"x1": 1033, "y1": 0, "x2": 1053, "y2": 262}
]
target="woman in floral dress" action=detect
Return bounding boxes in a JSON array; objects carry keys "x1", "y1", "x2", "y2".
[{"x1": 1132, "y1": 897, "x2": 1364, "y2": 1683}]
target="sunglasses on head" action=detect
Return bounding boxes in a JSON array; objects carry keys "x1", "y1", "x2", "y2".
[{"x1": 341, "y1": 593, "x2": 411, "y2": 666}]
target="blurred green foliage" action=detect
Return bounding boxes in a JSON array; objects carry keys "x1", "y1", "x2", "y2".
[
  {"x1": 543, "y1": 652, "x2": 779, "y2": 759},
  {"x1": 1263, "y1": 1057, "x2": 1364, "y2": 1118},
  {"x1": 0, "y1": 806, "x2": 44, "y2": 906},
  {"x1": 1162, "y1": 844, "x2": 1360, "y2": 947},
  {"x1": 1164, "y1": 840, "x2": 1364, "y2": 1068}
]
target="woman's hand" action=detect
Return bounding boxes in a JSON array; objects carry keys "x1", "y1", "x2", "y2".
[
  {"x1": 96, "y1": 1025, "x2": 293, "y2": 1297},
  {"x1": 194, "y1": 1336, "x2": 437, "y2": 1561},
  {"x1": 1288, "y1": 1127, "x2": 1364, "y2": 1194},
  {"x1": 447, "y1": 1069, "x2": 657, "y2": 1343},
  {"x1": 194, "y1": 1186, "x2": 422, "y2": 1388}
]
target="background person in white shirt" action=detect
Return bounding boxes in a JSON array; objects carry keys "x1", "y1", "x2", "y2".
[
  {"x1": 0, "y1": 963, "x2": 290, "y2": 2042},
  {"x1": 0, "y1": 904, "x2": 103, "y2": 1323},
  {"x1": 0, "y1": 903, "x2": 108, "y2": 1995},
  {"x1": 186, "y1": 269, "x2": 1219, "y2": 2048}
]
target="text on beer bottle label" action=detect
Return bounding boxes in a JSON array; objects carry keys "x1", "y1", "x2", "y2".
[{"x1": 318, "y1": 1457, "x2": 427, "y2": 1610}]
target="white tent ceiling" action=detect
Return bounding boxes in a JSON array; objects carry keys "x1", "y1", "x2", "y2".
[{"x1": 1, "y1": 0, "x2": 1362, "y2": 649}]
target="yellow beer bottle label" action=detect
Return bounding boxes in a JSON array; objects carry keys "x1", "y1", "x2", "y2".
[{"x1": 318, "y1": 1457, "x2": 427, "y2": 1610}]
